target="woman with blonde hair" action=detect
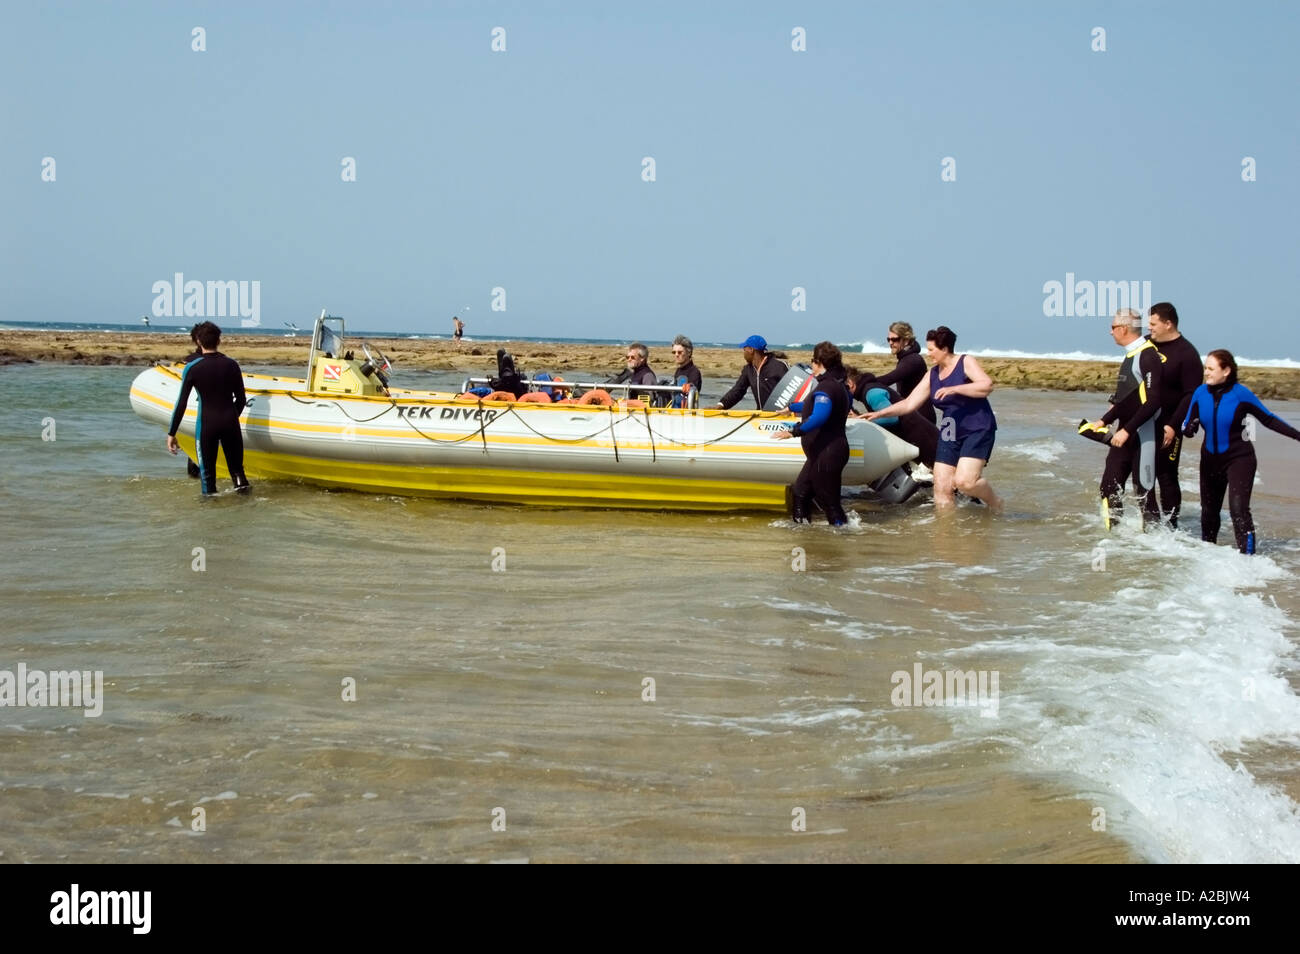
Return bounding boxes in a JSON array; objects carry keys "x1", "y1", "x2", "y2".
[{"x1": 850, "y1": 321, "x2": 932, "y2": 422}]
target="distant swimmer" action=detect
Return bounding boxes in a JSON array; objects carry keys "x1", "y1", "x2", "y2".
[
  {"x1": 1088, "y1": 308, "x2": 1165, "y2": 529},
  {"x1": 864, "y1": 326, "x2": 1002, "y2": 511},
  {"x1": 855, "y1": 322, "x2": 934, "y2": 423},
  {"x1": 1182, "y1": 349, "x2": 1300, "y2": 554},
  {"x1": 452, "y1": 316, "x2": 464, "y2": 348},
  {"x1": 773, "y1": 342, "x2": 850, "y2": 525},
  {"x1": 715, "y1": 335, "x2": 788, "y2": 410},
  {"x1": 1146, "y1": 302, "x2": 1201, "y2": 527},
  {"x1": 166, "y1": 321, "x2": 251, "y2": 496},
  {"x1": 669, "y1": 335, "x2": 703, "y2": 408}
]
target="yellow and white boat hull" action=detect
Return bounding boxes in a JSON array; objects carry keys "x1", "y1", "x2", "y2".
[{"x1": 130, "y1": 365, "x2": 919, "y2": 512}]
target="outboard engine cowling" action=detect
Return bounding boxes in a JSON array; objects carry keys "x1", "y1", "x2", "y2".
[{"x1": 764, "y1": 362, "x2": 818, "y2": 411}]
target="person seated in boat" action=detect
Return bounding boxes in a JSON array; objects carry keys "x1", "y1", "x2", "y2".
[
  {"x1": 670, "y1": 335, "x2": 703, "y2": 408},
  {"x1": 714, "y1": 335, "x2": 788, "y2": 410},
  {"x1": 622, "y1": 342, "x2": 658, "y2": 402}
]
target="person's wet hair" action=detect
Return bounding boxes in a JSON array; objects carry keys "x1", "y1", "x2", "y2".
[
  {"x1": 195, "y1": 321, "x2": 222, "y2": 350},
  {"x1": 926, "y1": 326, "x2": 957, "y2": 352},
  {"x1": 812, "y1": 341, "x2": 843, "y2": 372}
]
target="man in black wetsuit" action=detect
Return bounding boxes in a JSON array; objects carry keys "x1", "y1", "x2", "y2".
[
  {"x1": 1145, "y1": 302, "x2": 1201, "y2": 528},
  {"x1": 166, "y1": 321, "x2": 251, "y2": 495},
  {"x1": 1087, "y1": 309, "x2": 1164, "y2": 528}
]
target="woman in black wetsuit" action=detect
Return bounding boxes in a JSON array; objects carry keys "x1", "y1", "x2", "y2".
[
  {"x1": 774, "y1": 341, "x2": 851, "y2": 525},
  {"x1": 1182, "y1": 349, "x2": 1300, "y2": 554}
]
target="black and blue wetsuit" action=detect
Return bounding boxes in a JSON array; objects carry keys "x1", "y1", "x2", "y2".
[
  {"x1": 1182, "y1": 381, "x2": 1300, "y2": 553},
  {"x1": 168, "y1": 352, "x2": 250, "y2": 495},
  {"x1": 788, "y1": 370, "x2": 850, "y2": 525}
]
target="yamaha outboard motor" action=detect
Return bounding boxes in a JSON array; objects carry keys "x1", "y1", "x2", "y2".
[
  {"x1": 764, "y1": 362, "x2": 818, "y2": 412},
  {"x1": 491, "y1": 349, "x2": 528, "y2": 398},
  {"x1": 871, "y1": 465, "x2": 923, "y2": 504}
]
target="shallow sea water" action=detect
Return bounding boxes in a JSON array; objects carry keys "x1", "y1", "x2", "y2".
[{"x1": 1, "y1": 364, "x2": 1298, "y2": 862}]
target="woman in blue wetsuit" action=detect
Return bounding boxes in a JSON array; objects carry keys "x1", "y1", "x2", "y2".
[
  {"x1": 1182, "y1": 349, "x2": 1300, "y2": 554},
  {"x1": 773, "y1": 341, "x2": 851, "y2": 525},
  {"x1": 863, "y1": 326, "x2": 1003, "y2": 511}
]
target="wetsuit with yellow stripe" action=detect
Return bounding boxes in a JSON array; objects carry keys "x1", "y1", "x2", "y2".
[{"x1": 1099, "y1": 337, "x2": 1164, "y2": 527}]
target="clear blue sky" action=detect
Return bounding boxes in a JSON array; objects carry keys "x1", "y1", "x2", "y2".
[{"x1": 3, "y1": 1, "x2": 1297, "y2": 357}]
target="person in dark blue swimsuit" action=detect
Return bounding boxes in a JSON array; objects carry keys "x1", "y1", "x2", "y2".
[
  {"x1": 773, "y1": 341, "x2": 851, "y2": 525},
  {"x1": 863, "y1": 326, "x2": 1002, "y2": 511},
  {"x1": 1182, "y1": 349, "x2": 1300, "y2": 554}
]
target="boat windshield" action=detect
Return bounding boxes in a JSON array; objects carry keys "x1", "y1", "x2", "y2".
[{"x1": 317, "y1": 323, "x2": 344, "y2": 357}]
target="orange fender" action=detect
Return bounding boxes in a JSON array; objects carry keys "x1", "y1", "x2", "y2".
[
  {"x1": 486, "y1": 390, "x2": 517, "y2": 402},
  {"x1": 577, "y1": 389, "x2": 615, "y2": 406},
  {"x1": 518, "y1": 391, "x2": 551, "y2": 403}
]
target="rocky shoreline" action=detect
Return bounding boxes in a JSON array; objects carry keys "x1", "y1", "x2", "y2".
[{"x1": 4, "y1": 329, "x2": 1300, "y2": 399}]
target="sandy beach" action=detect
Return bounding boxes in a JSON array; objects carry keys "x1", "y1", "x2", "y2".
[{"x1": 4, "y1": 329, "x2": 1300, "y2": 399}]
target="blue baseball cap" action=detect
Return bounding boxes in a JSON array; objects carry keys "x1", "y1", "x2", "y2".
[{"x1": 741, "y1": 334, "x2": 767, "y2": 350}]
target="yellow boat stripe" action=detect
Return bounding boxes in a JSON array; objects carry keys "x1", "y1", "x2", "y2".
[{"x1": 131, "y1": 386, "x2": 860, "y2": 458}]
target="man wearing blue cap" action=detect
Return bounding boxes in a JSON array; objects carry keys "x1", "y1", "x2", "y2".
[{"x1": 715, "y1": 334, "x2": 789, "y2": 410}]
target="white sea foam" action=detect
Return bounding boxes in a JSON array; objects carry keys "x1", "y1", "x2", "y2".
[
  {"x1": 856, "y1": 340, "x2": 1300, "y2": 368},
  {"x1": 1001, "y1": 439, "x2": 1068, "y2": 464},
  {"x1": 943, "y1": 532, "x2": 1300, "y2": 862}
]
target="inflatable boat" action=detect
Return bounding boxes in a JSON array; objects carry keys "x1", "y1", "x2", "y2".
[{"x1": 129, "y1": 313, "x2": 920, "y2": 511}]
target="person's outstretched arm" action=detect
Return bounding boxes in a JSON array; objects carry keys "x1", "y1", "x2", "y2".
[
  {"x1": 864, "y1": 373, "x2": 931, "y2": 421},
  {"x1": 1240, "y1": 388, "x2": 1300, "y2": 442}
]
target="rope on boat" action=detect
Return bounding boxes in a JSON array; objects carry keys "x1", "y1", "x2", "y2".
[
  {"x1": 607, "y1": 403, "x2": 619, "y2": 462},
  {"x1": 284, "y1": 390, "x2": 776, "y2": 453}
]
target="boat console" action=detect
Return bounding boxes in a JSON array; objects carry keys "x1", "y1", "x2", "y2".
[{"x1": 306, "y1": 310, "x2": 391, "y2": 397}]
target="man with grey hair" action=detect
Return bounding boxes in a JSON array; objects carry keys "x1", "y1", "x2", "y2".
[
  {"x1": 1086, "y1": 308, "x2": 1165, "y2": 529},
  {"x1": 623, "y1": 342, "x2": 658, "y2": 401},
  {"x1": 670, "y1": 335, "x2": 703, "y2": 408}
]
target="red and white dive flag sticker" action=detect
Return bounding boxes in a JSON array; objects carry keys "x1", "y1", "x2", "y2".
[{"x1": 322, "y1": 364, "x2": 342, "y2": 380}]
